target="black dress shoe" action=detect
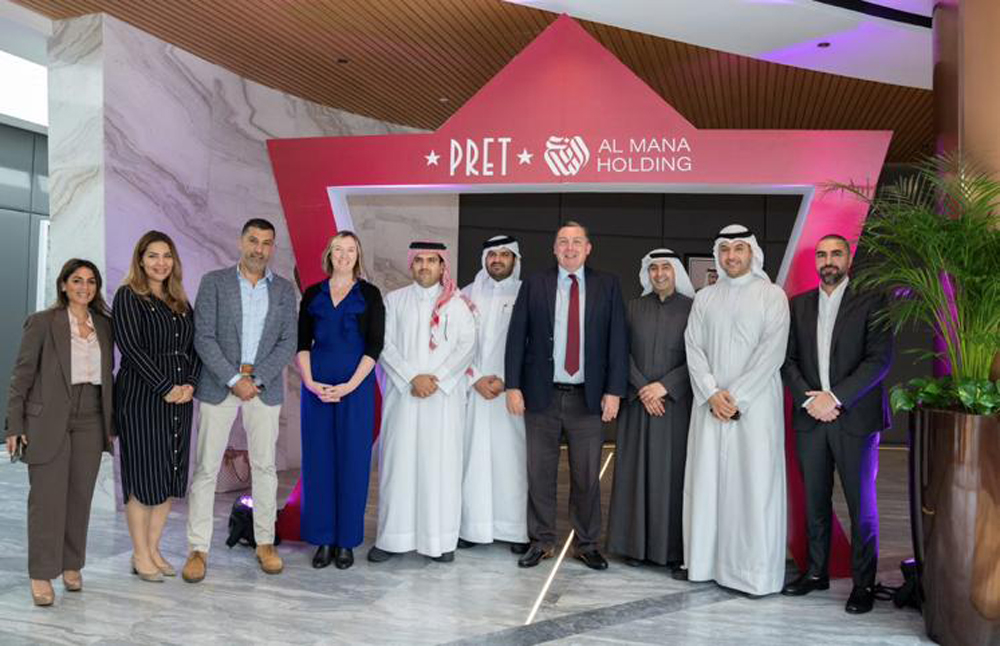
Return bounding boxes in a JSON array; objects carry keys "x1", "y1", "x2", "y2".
[
  {"x1": 624, "y1": 557, "x2": 644, "y2": 567},
  {"x1": 457, "y1": 539, "x2": 477, "y2": 549},
  {"x1": 518, "y1": 545, "x2": 554, "y2": 568},
  {"x1": 367, "y1": 546, "x2": 394, "y2": 563},
  {"x1": 670, "y1": 566, "x2": 689, "y2": 581},
  {"x1": 576, "y1": 550, "x2": 609, "y2": 570},
  {"x1": 845, "y1": 585, "x2": 875, "y2": 614},
  {"x1": 334, "y1": 547, "x2": 354, "y2": 570},
  {"x1": 781, "y1": 573, "x2": 830, "y2": 596},
  {"x1": 509, "y1": 542, "x2": 530, "y2": 555},
  {"x1": 431, "y1": 551, "x2": 455, "y2": 563},
  {"x1": 312, "y1": 545, "x2": 334, "y2": 569}
]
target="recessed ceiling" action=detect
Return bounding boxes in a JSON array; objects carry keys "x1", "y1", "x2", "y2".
[
  {"x1": 12, "y1": 0, "x2": 932, "y2": 162},
  {"x1": 507, "y1": 0, "x2": 932, "y2": 89}
]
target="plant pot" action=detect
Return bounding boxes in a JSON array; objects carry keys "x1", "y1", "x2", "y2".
[{"x1": 911, "y1": 407, "x2": 1000, "y2": 646}]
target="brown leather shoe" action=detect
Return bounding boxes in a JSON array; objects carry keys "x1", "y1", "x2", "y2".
[
  {"x1": 30, "y1": 579, "x2": 54, "y2": 606},
  {"x1": 62, "y1": 570, "x2": 82, "y2": 592},
  {"x1": 256, "y1": 544, "x2": 283, "y2": 574},
  {"x1": 181, "y1": 551, "x2": 207, "y2": 583}
]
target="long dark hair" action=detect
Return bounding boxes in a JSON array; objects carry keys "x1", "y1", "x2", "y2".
[{"x1": 54, "y1": 258, "x2": 110, "y2": 316}]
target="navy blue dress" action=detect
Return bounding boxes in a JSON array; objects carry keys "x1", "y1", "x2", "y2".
[{"x1": 298, "y1": 279, "x2": 384, "y2": 548}]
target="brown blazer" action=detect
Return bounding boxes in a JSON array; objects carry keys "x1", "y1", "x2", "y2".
[{"x1": 5, "y1": 308, "x2": 115, "y2": 464}]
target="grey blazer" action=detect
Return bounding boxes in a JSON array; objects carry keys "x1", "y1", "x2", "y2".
[
  {"x1": 5, "y1": 308, "x2": 115, "y2": 464},
  {"x1": 192, "y1": 267, "x2": 298, "y2": 406}
]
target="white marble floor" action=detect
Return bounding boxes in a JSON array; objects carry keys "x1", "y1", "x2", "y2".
[{"x1": 0, "y1": 449, "x2": 930, "y2": 645}]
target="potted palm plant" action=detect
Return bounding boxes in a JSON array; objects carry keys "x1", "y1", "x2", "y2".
[{"x1": 835, "y1": 152, "x2": 1000, "y2": 646}]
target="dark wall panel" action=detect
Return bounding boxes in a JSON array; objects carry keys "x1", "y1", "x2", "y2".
[
  {"x1": 459, "y1": 192, "x2": 800, "y2": 288},
  {"x1": 663, "y1": 194, "x2": 768, "y2": 241},
  {"x1": 560, "y1": 193, "x2": 663, "y2": 238},
  {"x1": 460, "y1": 193, "x2": 560, "y2": 231},
  {"x1": 0, "y1": 124, "x2": 35, "y2": 212},
  {"x1": 32, "y1": 134, "x2": 48, "y2": 215}
]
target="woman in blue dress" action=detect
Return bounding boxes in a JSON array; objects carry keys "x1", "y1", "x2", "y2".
[{"x1": 297, "y1": 231, "x2": 384, "y2": 569}]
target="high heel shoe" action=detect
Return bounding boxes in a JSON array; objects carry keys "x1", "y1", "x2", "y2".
[
  {"x1": 30, "y1": 580, "x2": 54, "y2": 606},
  {"x1": 62, "y1": 571, "x2": 83, "y2": 592},
  {"x1": 131, "y1": 556, "x2": 164, "y2": 583},
  {"x1": 152, "y1": 555, "x2": 176, "y2": 577}
]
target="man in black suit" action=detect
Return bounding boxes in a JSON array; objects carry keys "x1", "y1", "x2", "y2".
[
  {"x1": 505, "y1": 221, "x2": 628, "y2": 570},
  {"x1": 781, "y1": 234, "x2": 893, "y2": 614}
]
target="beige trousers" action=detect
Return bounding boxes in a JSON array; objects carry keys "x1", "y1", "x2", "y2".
[{"x1": 186, "y1": 394, "x2": 281, "y2": 552}]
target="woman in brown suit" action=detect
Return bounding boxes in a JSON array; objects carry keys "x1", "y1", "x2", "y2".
[{"x1": 5, "y1": 258, "x2": 115, "y2": 606}]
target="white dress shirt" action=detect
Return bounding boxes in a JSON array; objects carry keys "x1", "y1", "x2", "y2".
[
  {"x1": 552, "y1": 266, "x2": 586, "y2": 384},
  {"x1": 816, "y1": 277, "x2": 849, "y2": 399}
]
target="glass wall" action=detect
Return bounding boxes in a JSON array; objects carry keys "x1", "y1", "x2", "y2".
[{"x1": 0, "y1": 121, "x2": 48, "y2": 414}]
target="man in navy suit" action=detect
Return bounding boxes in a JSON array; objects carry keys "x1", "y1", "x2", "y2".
[{"x1": 505, "y1": 221, "x2": 628, "y2": 570}]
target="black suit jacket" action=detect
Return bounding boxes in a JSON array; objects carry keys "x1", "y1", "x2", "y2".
[
  {"x1": 505, "y1": 266, "x2": 629, "y2": 415},
  {"x1": 782, "y1": 283, "x2": 893, "y2": 435}
]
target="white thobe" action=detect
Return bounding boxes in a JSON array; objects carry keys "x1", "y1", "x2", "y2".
[
  {"x1": 460, "y1": 277, "x2": 528, "y2": 544},
  {"x1": 682, "y1": 272, "x2": 790, "y2": 595},
  {"x1": 376, "y1": 282, "x2": 476, "y2": 557}
]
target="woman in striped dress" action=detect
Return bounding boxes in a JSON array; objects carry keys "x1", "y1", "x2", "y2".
[{"x1": 113, "y1": 231, "x2": 200, "y2": 582}]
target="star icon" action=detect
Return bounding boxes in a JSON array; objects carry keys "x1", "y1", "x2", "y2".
[
  {"x1": 425, "y1": 150, "x2": 440, "y2": 166},
  {"x1": 517, "y1": 148, "x2": 533, "y2": 165}
]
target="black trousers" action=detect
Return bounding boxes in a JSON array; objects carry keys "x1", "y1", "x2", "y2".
[
  {"x1": 524, "y1": 386, "x2": 604, "y2": 551},
  {"x1": 796, "y1": 424, "x2": 880, "y2": 587}
]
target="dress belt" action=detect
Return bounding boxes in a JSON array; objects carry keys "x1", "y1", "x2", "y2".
[{"x1": 554, "y1": 383, "x2": 584, "y2": 391}]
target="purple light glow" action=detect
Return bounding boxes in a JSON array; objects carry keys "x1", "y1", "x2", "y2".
[{"x1": 239, "y1": 495, "x2": 254, "y2": 509}]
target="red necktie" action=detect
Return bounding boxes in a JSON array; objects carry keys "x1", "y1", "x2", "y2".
[{"x1": 565, "y1": 274, "x2": 580, "y2": 376}]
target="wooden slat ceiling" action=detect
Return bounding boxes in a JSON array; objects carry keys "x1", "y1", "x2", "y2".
[{"x1": 16, "y1": 0, "x2": 933, "y2": 163}]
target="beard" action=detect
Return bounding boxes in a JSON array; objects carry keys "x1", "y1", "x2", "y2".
[
  {"x1": 723, "y1": 262, "x2": 749, "y2": 278},
  {"x1": 487, "y1": 263, "x2": 513, "y2": 281},
  {"x1": 243, "y1": 253, "x2": 267, "y2": 271},
  {"x1": 820, "y1": 265, "x2": 845, "y2": 285},
  {"x1": 414, "y1": 270, "x2": 440, "y2": 287}
]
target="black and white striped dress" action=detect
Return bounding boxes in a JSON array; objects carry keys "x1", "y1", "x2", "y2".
[{"x1": 113, "y1": 286, "x2": 201, "y2": 505}]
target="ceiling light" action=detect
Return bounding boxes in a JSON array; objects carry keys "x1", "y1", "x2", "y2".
[{"x1": 817, "y1": 41, "x2": 831, "y2": 48}]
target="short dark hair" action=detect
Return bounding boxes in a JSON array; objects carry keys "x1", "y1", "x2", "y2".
[
  {"x1": 557, "y1": 219, "x2": 589, "y2": 240},
  {"x1": 818, "y1": 233, "x2": 850, "y2": 252},
  {"x1": 241, "y1": 218, "x2": 276, "y2": 237}
]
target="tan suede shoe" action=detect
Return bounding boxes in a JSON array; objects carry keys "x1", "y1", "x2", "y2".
[
  {"x1": 255, "y1": 544, "x2": 283, "y2": 574},
  {"x1": 181, "y1": 550, "x2": 207, "y2": 583},
  {"x1": 62, "y1": 570, "x2": 82, "y2": 592},
  {"x1": 30, "y1": 579, "x2": 54, "y2": 606}
]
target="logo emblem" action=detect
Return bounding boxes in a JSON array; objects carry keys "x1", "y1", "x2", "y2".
[{"x1": 544, "y1": 136, "x2": 590, "y2": 176}]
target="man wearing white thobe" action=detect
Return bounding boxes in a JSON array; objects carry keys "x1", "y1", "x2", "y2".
[
  {"x1": 458, "y1": 235, "x2": 529, "y2": 553},
  {"x1": 683, "y1": 224, "x2": 791, "y2": 596},
  {"x1": 368, "y1": 241, "x2": 476, "y2": 563}
]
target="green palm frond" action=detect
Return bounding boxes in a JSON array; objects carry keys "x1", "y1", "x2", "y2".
[{"x1": 827, "y1": 152, "x2": 1000, "y2": 386}]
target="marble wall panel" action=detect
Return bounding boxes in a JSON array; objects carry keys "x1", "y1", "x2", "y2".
[
  {"x1": 48, "y1": 14, "x2": 455, "y2": 470},
  {"x1": 46, "y1": 13, "x2": 104, "y2": 304},
  {"x1": 346, "y1": 193, "x2": 460, "y2": 295}
]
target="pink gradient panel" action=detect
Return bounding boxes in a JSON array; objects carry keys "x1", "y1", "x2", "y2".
[{"x1": 267, "y1": 15, "x2": 892, "y2": 574}]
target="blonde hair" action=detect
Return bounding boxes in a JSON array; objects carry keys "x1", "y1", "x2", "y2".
[
  {"x1": 124, "y1": 230, "x2": 191, "y2": 314},
  {"x1": 321, "y1": 231, "x2": 365, "y2": 280}
]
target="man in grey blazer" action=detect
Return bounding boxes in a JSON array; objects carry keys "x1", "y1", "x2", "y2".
[{"x1": 183, "y1": 218, "x2": 297, "y2": 582}]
